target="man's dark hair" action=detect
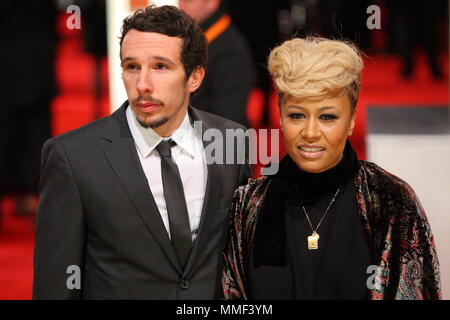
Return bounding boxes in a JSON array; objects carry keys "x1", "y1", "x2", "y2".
[{"x1": 120, "y1": 5, "x2": 207, "y2": 78}]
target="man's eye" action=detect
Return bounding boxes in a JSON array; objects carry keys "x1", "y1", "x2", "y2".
[
  {"x1": 155, "y1": 63, "x2": 167, "y2": 70},
  {"x1": 288, "y1": 113, "x2": 304, "y2": 119},
  {"x1": 320, "y1": 114, "x2": 338, "y2": 121},
  {"x1": 126, "y1": 64, "x2": 138, "y2": 70}
]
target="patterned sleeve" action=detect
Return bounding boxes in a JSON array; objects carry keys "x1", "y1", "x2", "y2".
[
  {"x1": 360, "y1": 162, "x2": 442, "y2": 300},
  {"x1": 393, "y1": 185, "x2": 442, "y2": 300},
  {"x1": 222, "y1": 183, "x2": 249, "y2": 300},
  {"x1": 222, "y1": 177, "x2": 267, "y2": 300}
]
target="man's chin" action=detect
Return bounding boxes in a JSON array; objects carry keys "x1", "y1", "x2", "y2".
[{"x1": 137, "y1": 115, "x2": 169, "y2": 129}]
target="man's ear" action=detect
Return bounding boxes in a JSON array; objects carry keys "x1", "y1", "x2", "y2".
[{"x1": 188, "y1": 67, "x2": 205, "y2": 93}]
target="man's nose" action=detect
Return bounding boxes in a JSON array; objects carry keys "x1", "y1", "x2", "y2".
[{"x1": 136, "y1": 70, "x2": 153, "y2": 94}]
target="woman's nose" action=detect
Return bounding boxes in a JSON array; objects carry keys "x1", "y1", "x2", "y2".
[{"x1": 301, "y1": 119, "x2": 321, "y2": 141}]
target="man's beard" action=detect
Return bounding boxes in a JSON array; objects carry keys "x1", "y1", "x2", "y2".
[
  {"x1": 136, "y1": 115, "x2": 169, "y2": 129},
  {"x1": 132, "y1": 95, "x2": 168, "y2": 129}
]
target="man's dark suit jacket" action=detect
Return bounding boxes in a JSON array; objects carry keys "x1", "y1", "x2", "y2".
[{"x1": 33, "y1": 102, "x2": 251, "y2": 299}]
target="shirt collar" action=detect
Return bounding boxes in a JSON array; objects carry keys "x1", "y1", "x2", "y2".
[{"x1": 126, "y1": 106, "x2": 197, "y2": 158}]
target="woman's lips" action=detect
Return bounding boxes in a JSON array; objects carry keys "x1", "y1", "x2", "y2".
[
  {"x1": 136, "y1": 102, "x2": 161, "y2": 113},
  {"x1": 298, "y1": 145, "x2": 325, "y2": 159}
]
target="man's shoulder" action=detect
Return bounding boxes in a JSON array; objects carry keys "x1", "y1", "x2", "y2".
[
  {"x1": 49, "y1": 102, "x2": 128, "y2": 147},
  {"x1": 190, "y1": 106, "x2": 247, "y2": 131},
  {"x1": 51, "y1": 116, "x2": 108, "y2": 145},
  {"x1": 45, "y1": 110, "x2": 122, "y2": 157}
]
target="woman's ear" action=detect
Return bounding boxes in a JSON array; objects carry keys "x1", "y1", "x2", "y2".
[
  {"x1": 348, "y1": 111, "x2": 356, "y2": 136},
  {"x1": 188, "y1": 67, "x2": 205, "y2": 93}
]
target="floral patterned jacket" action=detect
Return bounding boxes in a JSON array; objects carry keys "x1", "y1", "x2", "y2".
[{"x1": 222, "y1": 161, "x2": 441, "y2": 300}]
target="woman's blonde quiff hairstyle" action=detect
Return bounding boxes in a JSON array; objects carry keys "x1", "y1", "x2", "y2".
[{"x1": 268, "y1": 37, "x2": 363, "y2": 112}]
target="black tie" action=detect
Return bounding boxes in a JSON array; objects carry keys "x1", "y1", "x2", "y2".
[{"x1": 156, "y1": 139, "x2": 192, "y2": 268}]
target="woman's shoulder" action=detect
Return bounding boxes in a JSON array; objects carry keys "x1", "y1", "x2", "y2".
[
  {"x1": 234, "y1": 176, "x2": 271, "y2": 200},
  {"x1": 230, "y1": 176, "x2": 271, "y2": 228},
  {"x1": 359, "y1": 160, "x2": 414, "y2": 192},
  {"x1": 358, "y1": 160, "x2": 423, "y2": 214}
]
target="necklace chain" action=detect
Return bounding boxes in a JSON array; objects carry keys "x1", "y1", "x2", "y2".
[{"x1": 302, "y1": 188, "x2": 340, "y2": 234}]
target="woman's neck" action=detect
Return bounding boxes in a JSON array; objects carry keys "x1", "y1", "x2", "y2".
[{"x1": 275, "y1": 140, "x2": 360, "y2": 205}]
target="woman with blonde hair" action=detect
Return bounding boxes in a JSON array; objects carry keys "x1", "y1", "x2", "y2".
[{"x1": 222, "y1": 37, "x2": 441, "y2": 300}]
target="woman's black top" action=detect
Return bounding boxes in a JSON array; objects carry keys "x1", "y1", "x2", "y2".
[{"x1": 248, "y1": 141, "x2": 373, "y2": 299}]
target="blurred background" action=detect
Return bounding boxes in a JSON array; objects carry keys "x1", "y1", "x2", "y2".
[{"x1": 0, "y1": 0, "x2": 448, "y2": 299}]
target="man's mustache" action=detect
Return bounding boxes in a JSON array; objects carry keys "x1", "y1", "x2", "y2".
[{"x1": 133, "y1": 95, "x2": 164, "y2": 106}]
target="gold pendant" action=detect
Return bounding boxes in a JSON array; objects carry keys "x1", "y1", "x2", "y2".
[{"x1": 307, "y1": 232, "x2": 320, "y2": 250}]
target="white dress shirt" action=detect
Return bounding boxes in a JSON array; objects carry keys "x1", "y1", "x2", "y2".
[{"x1": 126, "y1": 106, "x2": 207, "y2": 241}]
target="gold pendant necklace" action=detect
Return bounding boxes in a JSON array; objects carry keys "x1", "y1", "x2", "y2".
[{"x1": 302, "y1": 188, "x2": 340, "y2": 250}]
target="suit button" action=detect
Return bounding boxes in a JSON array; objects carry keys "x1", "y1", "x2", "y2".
[{"x1": 180, "y1": 279, "x2": 190, "y2": 290}]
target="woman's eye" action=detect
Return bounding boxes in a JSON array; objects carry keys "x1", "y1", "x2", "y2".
[
  {"x1": 288, "y1": 113, "x2": 304, "y2": 120},
  {"x1": 320, "y1": 114, "x2": 338, "y2": 121}
]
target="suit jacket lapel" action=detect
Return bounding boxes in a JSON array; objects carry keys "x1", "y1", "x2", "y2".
[
  {"x1": 183, "y1": 107, "x2": 223, "y2": 276},
  {"x1": 101, "y1": 102, "x2": 182, "y2": 275}
]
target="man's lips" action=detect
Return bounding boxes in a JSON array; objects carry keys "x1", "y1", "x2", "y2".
[
  {"x1": 136, "y1": 102, "x2": 161, "y2": 112},
  {"x1": 297, "y1": 145, "x2": 325, "y2": 159}
]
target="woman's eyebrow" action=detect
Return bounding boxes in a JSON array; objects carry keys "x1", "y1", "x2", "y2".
[{"x1": 287, "y1": 105, "x2": 336, "y2": 111}]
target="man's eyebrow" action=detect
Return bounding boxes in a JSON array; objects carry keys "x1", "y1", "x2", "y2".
[
  {"x1": 120, "y1": 57, "x2": 134, "y2": 66},
  {"x1": 120, "y1": 55, "x2": 176, "y2": 66},
  {"x1": 153, "y1": 55, "x2": 176, "y2": 65}
]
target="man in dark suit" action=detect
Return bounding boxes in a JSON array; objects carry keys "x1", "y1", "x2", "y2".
[{"x1": 33, "y1": 5, "x2": 251, "y2": 299}]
